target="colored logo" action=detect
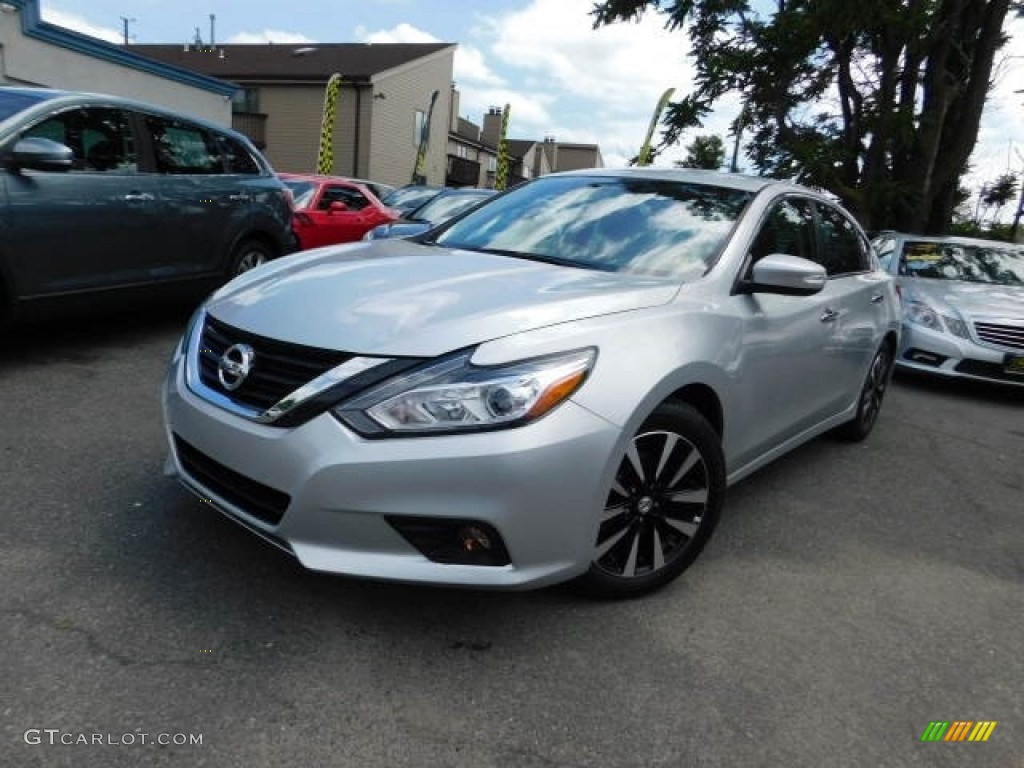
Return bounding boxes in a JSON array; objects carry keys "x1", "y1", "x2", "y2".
[{"x1": 920, "y1": 721, "x2": 997, "y2": 742}]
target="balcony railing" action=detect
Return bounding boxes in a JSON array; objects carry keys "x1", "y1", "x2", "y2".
[
  {"x1": 232, "y1": 112, "x2": 268, "y2": 150},
  {"x1": 446, "y1": 155, "x2": 481, "y2": 187}
]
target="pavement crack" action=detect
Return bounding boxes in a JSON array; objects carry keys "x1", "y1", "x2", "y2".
[{"x1": 2, "y1": 606, "x2": 216, "y2": 669}]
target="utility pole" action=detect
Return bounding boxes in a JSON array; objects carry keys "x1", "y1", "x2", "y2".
[{"x1": 120, "y1": 16, "x2": 135, "y2": 46}]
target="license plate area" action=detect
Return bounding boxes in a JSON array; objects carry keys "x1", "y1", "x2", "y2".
[{"x1": 1004, "y1": 353, "x2": 1024, "y2": 376}]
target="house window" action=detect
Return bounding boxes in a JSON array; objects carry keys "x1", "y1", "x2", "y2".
[
  {"x1": 457, "y1": 145, "x2": 467, "y2": 159},
  {"x1": 231, "y1": 88, "x2": 260, "y2": 114},
  {"x1": 487, "y1": 156, "x2": 497, "y2": 172}
]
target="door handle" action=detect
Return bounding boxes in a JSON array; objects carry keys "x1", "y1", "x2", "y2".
[
  {"x1": 228, "y1": 193, "x2": 251, "y2": 203},
  {"x1": 870, "y1": 293, "x2": 885, "y2": 304},
  {"x1": 820, "y1": 307, "x2": 840, "y2": 323},
  {"x1": 123, "y1": 192, "x2": 155, "y2": 202}
]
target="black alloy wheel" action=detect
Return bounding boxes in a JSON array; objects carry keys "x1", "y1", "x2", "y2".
[
  {"x1": 838, "y1": 342, "x2": 894, "y2": 441},
  {"x1": 576, "y1": 402, "x2": 725, "y2": 598}
]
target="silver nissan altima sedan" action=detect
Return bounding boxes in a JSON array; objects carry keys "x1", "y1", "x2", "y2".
[{"x1": 163, "y1": 168, "x2": 900, "y2": 597}]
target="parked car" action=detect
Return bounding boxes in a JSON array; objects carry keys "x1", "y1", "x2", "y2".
[
  {"x1": 365, "y1": 188, "x2": 497, "y2": 240},
  {"x1": 279, "y1": 173, "x2": 397, "y2": 250},
  {"x1": 342, "y1": 177, "x2": 396, "y2": 203},
  {"x1": 871, "y1": 233, "x2": 1024, "y2": 386},
  {"x1": 0, "y1": 87, "x2": 296, "y2": 325},
  {"x1": 163, "y1": 168, "x2": 900, "y2": 597},
  {"x1": 380, "y1": 184, "x2": 445, "y2": 216}
]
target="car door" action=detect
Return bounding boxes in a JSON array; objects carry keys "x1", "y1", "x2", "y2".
[
  {"x1": 3, "y1": 105, "x2": 162, "y2": 296},
  {"x1": 302, "y1": 183, "x2": 377, "y2": 247},
  {"x1": 731, "y1": 196, "x2": 848, "y2": 461},
  {"x1": 813, "y1": 200, "x2": 889, "y2": 406},
  {"x1": 144, "y1": 114, "x2": 248, "y2": 277}
]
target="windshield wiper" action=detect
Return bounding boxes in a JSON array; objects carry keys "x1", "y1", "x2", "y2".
[{"x1": 443, "y1": 246, "x2": 616, "y2": 271}]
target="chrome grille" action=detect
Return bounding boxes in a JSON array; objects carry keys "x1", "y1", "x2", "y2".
[
  {"x1": 973, "y1": 321, "x2": 1024, "y2": 351},
  {"x1": 198, "y1": 315, "x2": 353, "y2": 411}
]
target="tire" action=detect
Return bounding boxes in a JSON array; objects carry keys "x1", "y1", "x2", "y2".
[
  {"x1": 836, "y1": 341, "x2": 894, "y2": 442},
  {"x1": 574, "y1": 402, "x2": 725, "y2": 598},
  {"x1": 227, "y1": 239, "x2": 275, "y2": 279}
]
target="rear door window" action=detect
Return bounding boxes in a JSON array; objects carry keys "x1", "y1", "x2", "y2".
[
  {"x1": 145, "y1": 115, "x2": 223, "y2": 174},
  {"x1": 816, "y1": 203, "x2": 869, "y2": 276}
]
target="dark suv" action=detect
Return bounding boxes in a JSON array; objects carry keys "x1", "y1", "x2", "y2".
[{"x1": 0, "y1": 87, "x2": 296, "y2": 324}]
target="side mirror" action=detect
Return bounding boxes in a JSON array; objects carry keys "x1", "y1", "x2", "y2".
[
  {"x1": 5, "y1": 137, "x2": 74, "y2": 172},
  {"x1": 739, "y1": 254, "x2": 827, "y2": 296},
  {"x1": 328, "y1": 201, "x2": 348, "y2": 214}
]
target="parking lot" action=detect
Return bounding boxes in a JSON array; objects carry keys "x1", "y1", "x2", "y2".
[{"x1": 2, "y1": 307, "x2": 1021, "y2": 768}]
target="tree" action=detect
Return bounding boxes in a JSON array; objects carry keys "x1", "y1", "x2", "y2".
[
  {"x1": 675, "y1": 134, "x2": 726, "y2": 169},
  {"x1": 593, "y1": 0, "x2": 1021, "y2": 234},
  {"x1": 980, "y1": 172, "x2": 1018, "y2": 221}
]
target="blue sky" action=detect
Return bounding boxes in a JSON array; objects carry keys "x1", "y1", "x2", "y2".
[{"x1": 40, "y1": 0, "x2": 1024, "y2": 206}]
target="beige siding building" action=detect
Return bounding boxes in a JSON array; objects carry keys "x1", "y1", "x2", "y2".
[
  {"x1": 446, "y1": 93, "x2": 604, "y2": 189},
  {"x1": 134, "y1": 43, "x2": 456, "y2": 187},
  {"x1": 0, "y1": 0, "x2": 233, "y2": 124}
]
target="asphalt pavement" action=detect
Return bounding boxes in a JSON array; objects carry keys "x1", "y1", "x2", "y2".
[{"x1": 1, "y1": 308, "x2": 1021, "y2": 768}]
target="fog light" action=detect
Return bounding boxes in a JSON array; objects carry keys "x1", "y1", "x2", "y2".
[
  {"x1": 387, "y1": 516, "x2": 511, "y2": 566},
  {"x1": 459, "y1": 525, "x2": 493, "y2": 552}
]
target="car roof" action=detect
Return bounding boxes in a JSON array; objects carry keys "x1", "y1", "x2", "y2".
[
  {"x1": 0, "y1": 86, "x2": 252, "y2": 141},
  {"x1": 278, "y1": 173, "x2": 369, "y2": 188},
  {"x1": 552, "y1": 167, "x2": 795, "y2": 194}
]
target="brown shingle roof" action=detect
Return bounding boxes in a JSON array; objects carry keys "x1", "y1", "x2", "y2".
[
  {"x1": 506, "y1": 139, "x2": 539, "y2": 159},
  {"x1": 131, "y1": 43, "x2": 454, "y2": 83}
]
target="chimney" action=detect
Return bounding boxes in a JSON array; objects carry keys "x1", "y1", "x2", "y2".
[
  {"x1": 542, "y1": 136, "x2": 558, "y2": 171},
  {"x1": 481, "y1": 106, "x2": 503, "y2": 148}
]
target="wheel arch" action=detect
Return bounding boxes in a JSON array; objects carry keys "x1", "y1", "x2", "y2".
[{"x1": 662, "y1": 382, "x2": 724, "y2": 437}]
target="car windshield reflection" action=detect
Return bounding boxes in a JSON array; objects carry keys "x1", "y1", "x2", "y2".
[
  {"x1": 900, "y1": 240, "x2": 1024, "y2": 286},
  {"x1": 434, "y1": 175, "x2": 753, "y2": 280}
]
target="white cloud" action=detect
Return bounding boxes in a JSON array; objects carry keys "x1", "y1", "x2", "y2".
[
  {"x1": 485, "y1": 0, "x2": 695, "y2": 118},
  {"x1": 966, "y1": 18, "x2": 1024, "y2": 200},
  {"x1": 225, "y1": 30, "x2": 316, "y2": 45},
  {"x1": 40, "y1": 8, "x2": 123, "y2": 44},
  {"x1": 358, "y1": 23, "x2": 504, "y2": 87},
  {"x1": 458, "y1": 88, "x2": 554, "y2": 130}
]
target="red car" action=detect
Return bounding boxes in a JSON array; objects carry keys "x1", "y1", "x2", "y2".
[{"x1": 278, "y1": 173, "x2": 398, "y2": 250}]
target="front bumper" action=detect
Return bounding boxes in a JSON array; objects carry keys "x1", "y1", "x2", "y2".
[
  {"x1": 896, "y1": 322, "x2": 1024, "y2": 387},
  {"x1": 162, "y1": 352, "x2": 622, "y2": 589}
]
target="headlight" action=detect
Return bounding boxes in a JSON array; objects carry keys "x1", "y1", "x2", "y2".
[
  {"x1": 905, "y1": 300, "x2": 969, "y2": 339},
  {"x1": 334, "y1": 348, "x2": 596, "y2": 436},
  {"x1": 906, "y1": 300, "x2": 942, "y2": 332},
  {"x1": 941, "y1": 315, "x2": 969, "y2": 339}
]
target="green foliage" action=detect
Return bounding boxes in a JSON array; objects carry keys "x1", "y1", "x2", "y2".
[
  {"x1": 981, "y1": 173, "x2": 1018, "y2": 210},
  {"x1": 676, "y1": 134, "x2": 726, "y2": 169},
  {"x1": 592, "y1": 0, "x2": 1020, "y2": 233}
]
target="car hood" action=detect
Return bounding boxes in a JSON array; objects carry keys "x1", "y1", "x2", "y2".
[
  {"x1": 902, "y1": 277, "x2": 1024, "y2": 319},
  {"x1": 206, "y1": 240, "x2": 680, "y2": 356}
]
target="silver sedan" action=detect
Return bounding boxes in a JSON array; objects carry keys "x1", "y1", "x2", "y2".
[
  {"x1": 163, "y1": 169, "x2": 900, "y2": 597},
  {"x1": 872, "y1": 233, "x2": 1024, "y2": 386}
]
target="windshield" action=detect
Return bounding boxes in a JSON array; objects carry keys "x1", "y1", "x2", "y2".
[
  {"x1": 899, "y1": 240, "x2": 1024, "y2": 286},
  {"x1": 0, "y1": 89, "x2": 58, "y2": 122},
  {"x1": 282, "y1": 180, "x2": 317, "y2": 210},
  {"x1": 384, "y1": 186, "x2": 441, "y2": 210},
  {"x1": 411, "y1": 192, "x2": 493, "y2": 224},
  {"x1": 433, "y1": 175, "x2": 753, "y2": 280}
]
